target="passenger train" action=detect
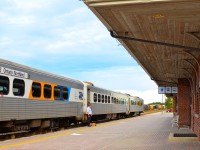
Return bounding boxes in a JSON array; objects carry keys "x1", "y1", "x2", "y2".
[{"x1": 0, "y1": 59, "x2": 144, "y2": 134}]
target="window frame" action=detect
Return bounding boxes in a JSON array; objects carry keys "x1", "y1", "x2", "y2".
[
  {"x1": 108, "y1": 96, "x2": 110, "y2": 103},
  {"x1": 62, "y1": 87, "x2": 68, "y2": 100},
  {"x1": 13, "y1": 78, "x2": 25, "y2": 96},
  {"x1": 105, "y1": 95, "x2": 107, "y2": 103},
  {"x1": 44, "y1": 84, "x2": 52, "y2": 99},
  {"x1": 94, "y1": 93, "x2": 97, "y2": 102},
  {"x1": 0, "y1": 75, "x2": 9, "y2": 95},
  {"x1": 98, "y1": 94, "x2": 101, "y2": 103},
  {"x1": 32, "y1": 82, "x2": 41, "y2": 98},
  {"x1": 102, "y1": 95, "x2": 104, "y2": 103},
  {"x1": 54, "y1": 86, "x2": 61, "y2": 100}
]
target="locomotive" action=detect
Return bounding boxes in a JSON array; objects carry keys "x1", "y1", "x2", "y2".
[{"x1": 0, "y1": 59, "x2": 144, "y2": 134}]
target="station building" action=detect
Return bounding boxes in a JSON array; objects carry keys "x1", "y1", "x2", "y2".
[{"x1": 84, "y1": 0, "x2": 200, "y2": 141}]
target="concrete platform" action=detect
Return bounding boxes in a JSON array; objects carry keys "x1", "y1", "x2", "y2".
[{"x1": 0, "y1": 112, "x2": 199, "y2": 150}]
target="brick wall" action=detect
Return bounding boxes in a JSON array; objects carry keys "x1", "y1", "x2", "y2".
[
  {"x1": 173, "y1": 94, "x2": 177, "y2": 116},
  {"x1": 193, "y1": 92, "x2": 200, "y2": 141},
  {"x1": 178, "y1": 78, "x2": 191, "y2": 127}
]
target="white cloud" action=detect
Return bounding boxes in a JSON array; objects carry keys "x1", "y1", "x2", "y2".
[
  {"x1": 66, "y1": 66, "x2": 157, "y2": 91},
  {"x1": 0, "y1": 2, "x2": 111, "y2": 56},
  {"x1": 117, "y1": 90, "x2": 163, "y2": 104},
  {"x1": 0, "y1": 10, "x2": 36, "y2": 26},
  {"x1": 6, "y1": 15, "x2": 36, "y2": 26},
  {"x1": 61, "y1": 7, "x2": 87, "y2": 18},
  {"x1": 1, "y1": 50, "x2": 35, "y2": 59},
  {"x1": 0, "y1": 37, "x2": 13, "y2": 45},
  {"x1": 11, "y1": 0, "x2": 52, "y2": 11},
  {"x1": 45, "y1": 20, "x2": 110, "y2": 54}
]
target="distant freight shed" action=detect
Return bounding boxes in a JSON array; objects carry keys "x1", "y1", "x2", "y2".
[{"x1": 84, "y1": 0, "x2": 200, "y2": 141}]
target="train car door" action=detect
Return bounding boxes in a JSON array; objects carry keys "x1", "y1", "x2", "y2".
[
  {"x1": 87, "y1": 88, "x2": 91, "y2": 104},
  {"x1": 128, "y1": 97, "x2": 131, "y2": 114}
]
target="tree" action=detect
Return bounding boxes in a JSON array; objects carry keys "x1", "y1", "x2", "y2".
[
  {"x1": 148, "y1": 102, "x2": 164, "y2": 105},
  {"x1": 165, "y1": 97, "x2": 173, "y2": 109}
]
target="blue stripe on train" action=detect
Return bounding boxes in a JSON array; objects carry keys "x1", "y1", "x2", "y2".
[
  {"x1": 67, "y1": 86, "x2": 71, "y2": 102},
  {"x1": 57, "y1": 85, "x2": 71, "y2": 102}
]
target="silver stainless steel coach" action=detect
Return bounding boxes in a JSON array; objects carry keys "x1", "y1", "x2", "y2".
[{"x1": 0, "y1": 59, "x2": 144, "y2": 134}]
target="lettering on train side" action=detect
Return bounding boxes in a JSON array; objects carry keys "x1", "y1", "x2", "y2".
[
  {"x1": 79, "y1": 92, "x2": 83, "y2": 100},
  {"x1": 0, "y1": 67, "x2": 29, "y2": 79}
]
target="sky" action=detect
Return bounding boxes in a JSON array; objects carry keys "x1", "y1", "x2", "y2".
[{"x1": 0, "y1": 0, "x2": 163, "y2": 104}]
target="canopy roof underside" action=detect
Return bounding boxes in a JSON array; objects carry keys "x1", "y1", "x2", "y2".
[{"x1": 84, "y1": 0, "x2": 200, "y2": 87}]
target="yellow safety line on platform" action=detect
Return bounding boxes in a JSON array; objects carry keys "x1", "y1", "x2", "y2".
[
  {"x1": 0, "y1": 119, "x2": 132, "y2": 149},
  {"x1": 0, "y1": 132, "x2": 73, "y2": 149}
]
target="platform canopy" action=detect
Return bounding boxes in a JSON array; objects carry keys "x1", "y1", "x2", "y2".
[{"x1": 84, "y1": 0, "x2": 200, "y2": 88}]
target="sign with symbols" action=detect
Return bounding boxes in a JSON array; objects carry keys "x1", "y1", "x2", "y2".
[
  {"x1": 158, "y1": 87, "x2": 165, "y2": 94},
  {"x1": 165, "y1": 87, "x2": 171, "y2": 93},
  {"x1": 158, "y1": 86, "x2": 178, "y2": 94},
  {"x1": 172, "y1": 87, "x2": 178, "y2": 93}
]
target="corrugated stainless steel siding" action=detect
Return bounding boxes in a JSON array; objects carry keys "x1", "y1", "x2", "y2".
[
  {"x1": 91, "y1": 103, "x2": 127, "y2": 115},
  {"x1": 130, "y1": 105, "x2": 144, "y2": 112},
  {"x1": 0, "y1": 97, "x2": 83, "y2": 121}
]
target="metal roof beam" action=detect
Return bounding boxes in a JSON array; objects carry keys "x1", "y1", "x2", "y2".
[{"x1": 110, "y1": 31, "x2": 200, "y2": 51}]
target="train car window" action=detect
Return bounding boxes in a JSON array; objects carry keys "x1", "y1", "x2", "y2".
[
  {"x1": 108, "y1": 96, "x2": 110, "y2": 103},
  {"x1": 102, "y1": 95, "x2": 104, "y2": 103},
  {"x1": 111, "y1": 97, "x2": 114, "y2": 103},
  {"x1": 32, "y1": 82, "x2": 41, "y2": 97},
  {"x1": 0, "y1": 75, "x2": 9, "y2": 95},
  {"x1": 94, "y1": 93, "x2": 97, "y2": 102},
  {"x1": 132, "y1": 100, "x2": 134, "y2": 105},
  {"x1": 105, "y1": 95, "x2": 107, "y2": 103},
  {"x1": 62, "y1": 87, "x2": 68, "y2": 100},
  {"x1": 114, "y1": 97, "x2": 116, "y2": 104},
  {"x1": 79, "y1": 91, "x2": 83, "y2": 100},
  {"x1": 98, "y1": 94, "x2": 101, "y2": 103},
  {"x1": 13, "y1": 79, "x2": 25, "y2": 96},
  {"x1": 54, "y1": 86, "x2": 60, "y2": 100},
  {"x1": 116, "y1": 98, "x2": 118, "y2": 104},
  {"x1": 44, "y1": 84, "x2": 52, "y2": 98}
]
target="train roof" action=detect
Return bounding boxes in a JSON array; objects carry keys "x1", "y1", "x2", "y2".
[
  {"x1": 0, "y1": 58, "x2": 83, "y2": 85},
  {"x1": 86, "y1": 82, "x2": 136, "y2": 97}
]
